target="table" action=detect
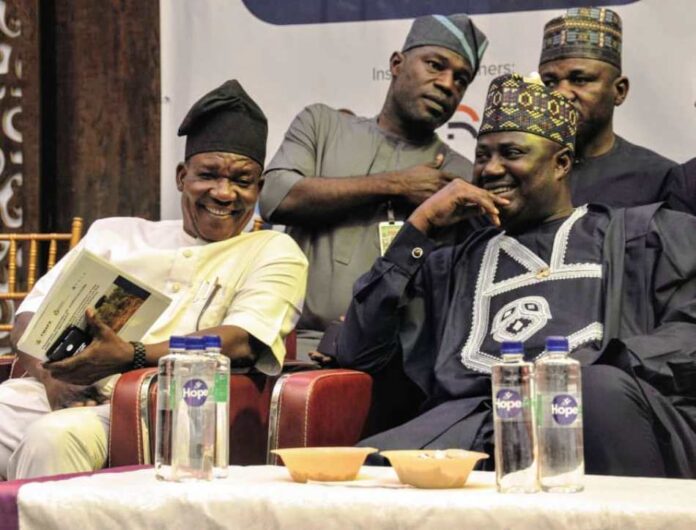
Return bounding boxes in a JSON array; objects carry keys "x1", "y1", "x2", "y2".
[{"x1": 5, "y1": 466, "x2": 696, "y2": 530}]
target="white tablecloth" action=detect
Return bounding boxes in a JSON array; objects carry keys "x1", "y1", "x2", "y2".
[{"x1": 17, "y1": 466, "x2": 696, "y2": 530}]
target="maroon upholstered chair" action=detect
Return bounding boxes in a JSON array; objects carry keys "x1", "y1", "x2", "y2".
[
  {"x1": 108, "y1": 332, "x2": 312, "y2": 468},
  {"x1": 108, "y1": 336, "x2": 425, "y2": 468},
  {"x1": 266, "y1": 357, "x2": 425, "y2": 464},
  {"x1": 266, "y1": 369, "x2": 373, "y2": 464},
  {"x1": 109, "y1": 368, "x2": 281, "y2": 467}
]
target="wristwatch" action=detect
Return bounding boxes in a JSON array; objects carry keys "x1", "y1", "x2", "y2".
[{"x1": 130, "y1": 341, "x2": 147, "y2": 370}]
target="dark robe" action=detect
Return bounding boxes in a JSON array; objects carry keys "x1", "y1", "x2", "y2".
[
  {"x1": 662, "y1": 158, "x2": 696, "y2": 215},
  {"x1": 337, "y1": 203, "x2": 696, "y2": 477},
  {"x1": 569, "y1": 136, "x2": 683, "y2": 210}
]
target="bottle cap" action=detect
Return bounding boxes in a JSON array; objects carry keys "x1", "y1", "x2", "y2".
[
  {"x1": 203, "y1": 335, "x2": 222, "y2": 348},
  {"x1": 545, "y1": 336, "x2": 569, "y2": 352},
  {"x1": 169, "y1": 336, "x2": 187, "y2": 349},
  {"x1": 185, "y1": 336, "x2": 206, "y2": 351},
  {"x1": 500, "y1": 341, "x2": 524, "y2": 354}
]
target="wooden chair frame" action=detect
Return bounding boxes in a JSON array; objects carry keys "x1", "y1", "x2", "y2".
[{"x1": 0, "y1": 217, "x2": 83, "y2": 332}]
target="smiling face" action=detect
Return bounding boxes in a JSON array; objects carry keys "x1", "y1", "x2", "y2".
[
  {"x1": 388, "y1": 45, "x2": 474, "y2": 131},
  {"x1": 474, "y1": 131, "x2": 573, "y2": 233},
  {"x1": 177, "y1": 152, "x2": 262, "y2": 242},
  {"x1": 539, "y1": 58, "x2": 628, "y2": 150}
]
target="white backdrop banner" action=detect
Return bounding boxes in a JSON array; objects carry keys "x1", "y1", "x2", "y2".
[{"x1": 160, "y1": 0, "x2": 695, "y2": 219}]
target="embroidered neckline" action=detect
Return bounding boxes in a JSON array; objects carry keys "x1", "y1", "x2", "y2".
[{"x1": 460, "y1": 206, "x2": 603, "y2": 373}]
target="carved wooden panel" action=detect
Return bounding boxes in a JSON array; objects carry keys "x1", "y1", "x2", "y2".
[
  {"x1": 0, "y1": 0, "x2": 40, "y2": 341},
  {"x1": 0, "y1": 1, "x2": 161, "y2": 342}
]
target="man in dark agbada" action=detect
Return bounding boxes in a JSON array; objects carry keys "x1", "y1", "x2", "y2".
[
  {"x1": 337, "y1": 73, "x2": 696, "y2": 478},
  {"x1": 537, "y1": 7, "x2": 688, "y2": 212}
]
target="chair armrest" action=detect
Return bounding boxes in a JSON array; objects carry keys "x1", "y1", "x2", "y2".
[
  {"x1": 108, "y1": 368, "x2": 158, "y2": 467},
  {"x1": 267, "y1": 369, "x2": 373, "y2": 464},
  {"x1": 108, "y1": 368, "x2": 280, "y2": 467}
]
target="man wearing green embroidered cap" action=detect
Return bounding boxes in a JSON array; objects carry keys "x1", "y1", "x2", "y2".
[
  {"x1": 338, "y1": 73, "x2": 696, "y2": 478},
  {"x1": 260, "y1": 13, "x2": 493, "y2": 357},
  {"x1": 538, "y1": 7, "x2": 681, "y2": 211}
]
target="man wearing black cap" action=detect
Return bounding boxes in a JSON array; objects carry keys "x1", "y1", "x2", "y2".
[
  {"x1": 259, "y1": 14, "x2": 488, "y2": 356},
  {"x1": 537, "y1": 7, "x2": 683, "y2": 211},
  {"x1": 0, "y1": 81, "x2": 308, "y2": 479},
  {"x1": 337, "y1": 73, "x2": 696, "y2": 478}
]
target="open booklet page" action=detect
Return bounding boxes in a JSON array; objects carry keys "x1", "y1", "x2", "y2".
[{"x1": 17, "y1": 249, "x2": 171, "y2": 361}]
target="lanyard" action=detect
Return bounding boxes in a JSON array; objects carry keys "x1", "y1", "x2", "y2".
[{"x1": 387, "y1": 201, "x2": 396, "y2": 224}]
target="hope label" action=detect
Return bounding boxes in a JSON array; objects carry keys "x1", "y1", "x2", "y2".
[
  {"x1": 495, "y1": 388, "x2": 524, "y2": 420},
  {"x1": 182, "y1": 378, "x2": 209, "y2": 407},
  {"x1": 551, "y1": 394, "x2": 579, "y2": 425}
]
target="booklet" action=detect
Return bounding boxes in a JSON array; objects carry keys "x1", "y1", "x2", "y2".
[{"x1": 17, "y1": 249, "x2": 171, "y2": 361}]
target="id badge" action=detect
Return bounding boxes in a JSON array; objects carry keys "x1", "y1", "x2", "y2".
[{"x1": 379, "y1": 221, "x2": 404, "y2": 256}]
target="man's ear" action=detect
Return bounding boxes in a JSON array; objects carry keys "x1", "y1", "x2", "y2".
[
  {"x1": 389, "y1": 51, "x2": 405, "y2": 77},
  {"x1": 257, "y1": 174, "x2": 265, "y2": 193},
  {"x1": 175, "y1": 162, "x2": 187, "y2": 192},
  {"x1": 554, "y1": 147, "x2": 573, "y2": 180},
  {"x1": 613, "y1": 75, "x2": 629, "y2": 107}
]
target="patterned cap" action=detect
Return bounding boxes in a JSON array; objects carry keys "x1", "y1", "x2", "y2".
[
  {"x1": 403, "y1": 14, "x2": 489, "y2": 74},
  {"x1": 539, "y1": 7, "x2": 622, "y2": 70},
  {"x1": 478, "y1": 73, "x2": 577, "y2": 153}
]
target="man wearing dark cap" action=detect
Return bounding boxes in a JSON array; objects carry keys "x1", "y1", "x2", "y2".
[
  {"x1": 538, "y1": 7, "x2": 682, "y2": 210},
  {"x1": 337, "y1": 73, "x2": 696, "y2": 477},
  {"x1": 0, "y1": 80, "x2": 307, "y2": 479},
  {"x1": 259, "y1": 14, "x2": 488, "y2": 356}
]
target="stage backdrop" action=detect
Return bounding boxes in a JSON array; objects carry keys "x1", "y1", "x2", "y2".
[{"x1": 160, "y1": 0, "x2": 695, "y2": 220}]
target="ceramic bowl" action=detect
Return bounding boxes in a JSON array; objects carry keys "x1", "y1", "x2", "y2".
[
  {"x1": 380, "y1": 449, "x2": 489, "y2": 489},
  {"x1": 271, "y1": 446, "x2": 378, "y2": 483}
]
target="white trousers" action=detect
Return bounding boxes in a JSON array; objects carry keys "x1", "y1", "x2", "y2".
[{"x1": 0, "y1": 377, "x2": 110, "y2": 480}]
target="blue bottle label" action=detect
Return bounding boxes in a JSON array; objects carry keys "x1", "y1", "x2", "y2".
[
  {"x1": 182, "y1": 378, "x2": 209, "y2": 407},
  {"x1": 551, "y1": 394, "x2": 580, "y2": 425},
  {"x1": 495, "y1": 387, "x2": 530, "y2": 420},
  {"x1": 538, "y1": 392, "x2": 582, "y2": 427}
]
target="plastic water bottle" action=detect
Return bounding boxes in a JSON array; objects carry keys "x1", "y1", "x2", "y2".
[
  {"x1": 203, "y1": 335, "x2": 230, "y2": 478},
  {"x1": 492, "y1": 341, "x2": 539, "y2": 493},
  {"x1": 170, "y1": 336, "x2": 217, "y2": 481},
  {"x1": 155, "y1": 336, "x2": 188, "y2": 481},
  {"x1": 536, "y1": 336, "x2": 584, "y2": 493}
]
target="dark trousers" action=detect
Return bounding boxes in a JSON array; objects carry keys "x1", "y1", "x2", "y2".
[
  {"x1": 361, "y1": 365, "x2": 696, "y2": 477},
  {"x1": 582, "y1": 364, "x2": 696, "y2": 477}
]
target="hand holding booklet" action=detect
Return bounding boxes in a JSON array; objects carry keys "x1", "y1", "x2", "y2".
[{"x1": 17, "y1": 249, "x2": 171, "y2": 362}]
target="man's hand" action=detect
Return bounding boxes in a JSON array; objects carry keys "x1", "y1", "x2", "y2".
[
  {"x1": 44, "y1": 308, "x2": 134, "y2": 385},
  {"x1": 42, "y1": 375, "x2": 107, "y2": 410},
  {"x1": 308, "y1": 350, "x2": 338, "y2": 367},
  {"x1": 408, "y1": 179, "x2": 510, "y2": 235},
  {"x1": 393, "y1": 154, "x2": 458, "y2": 205}
]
